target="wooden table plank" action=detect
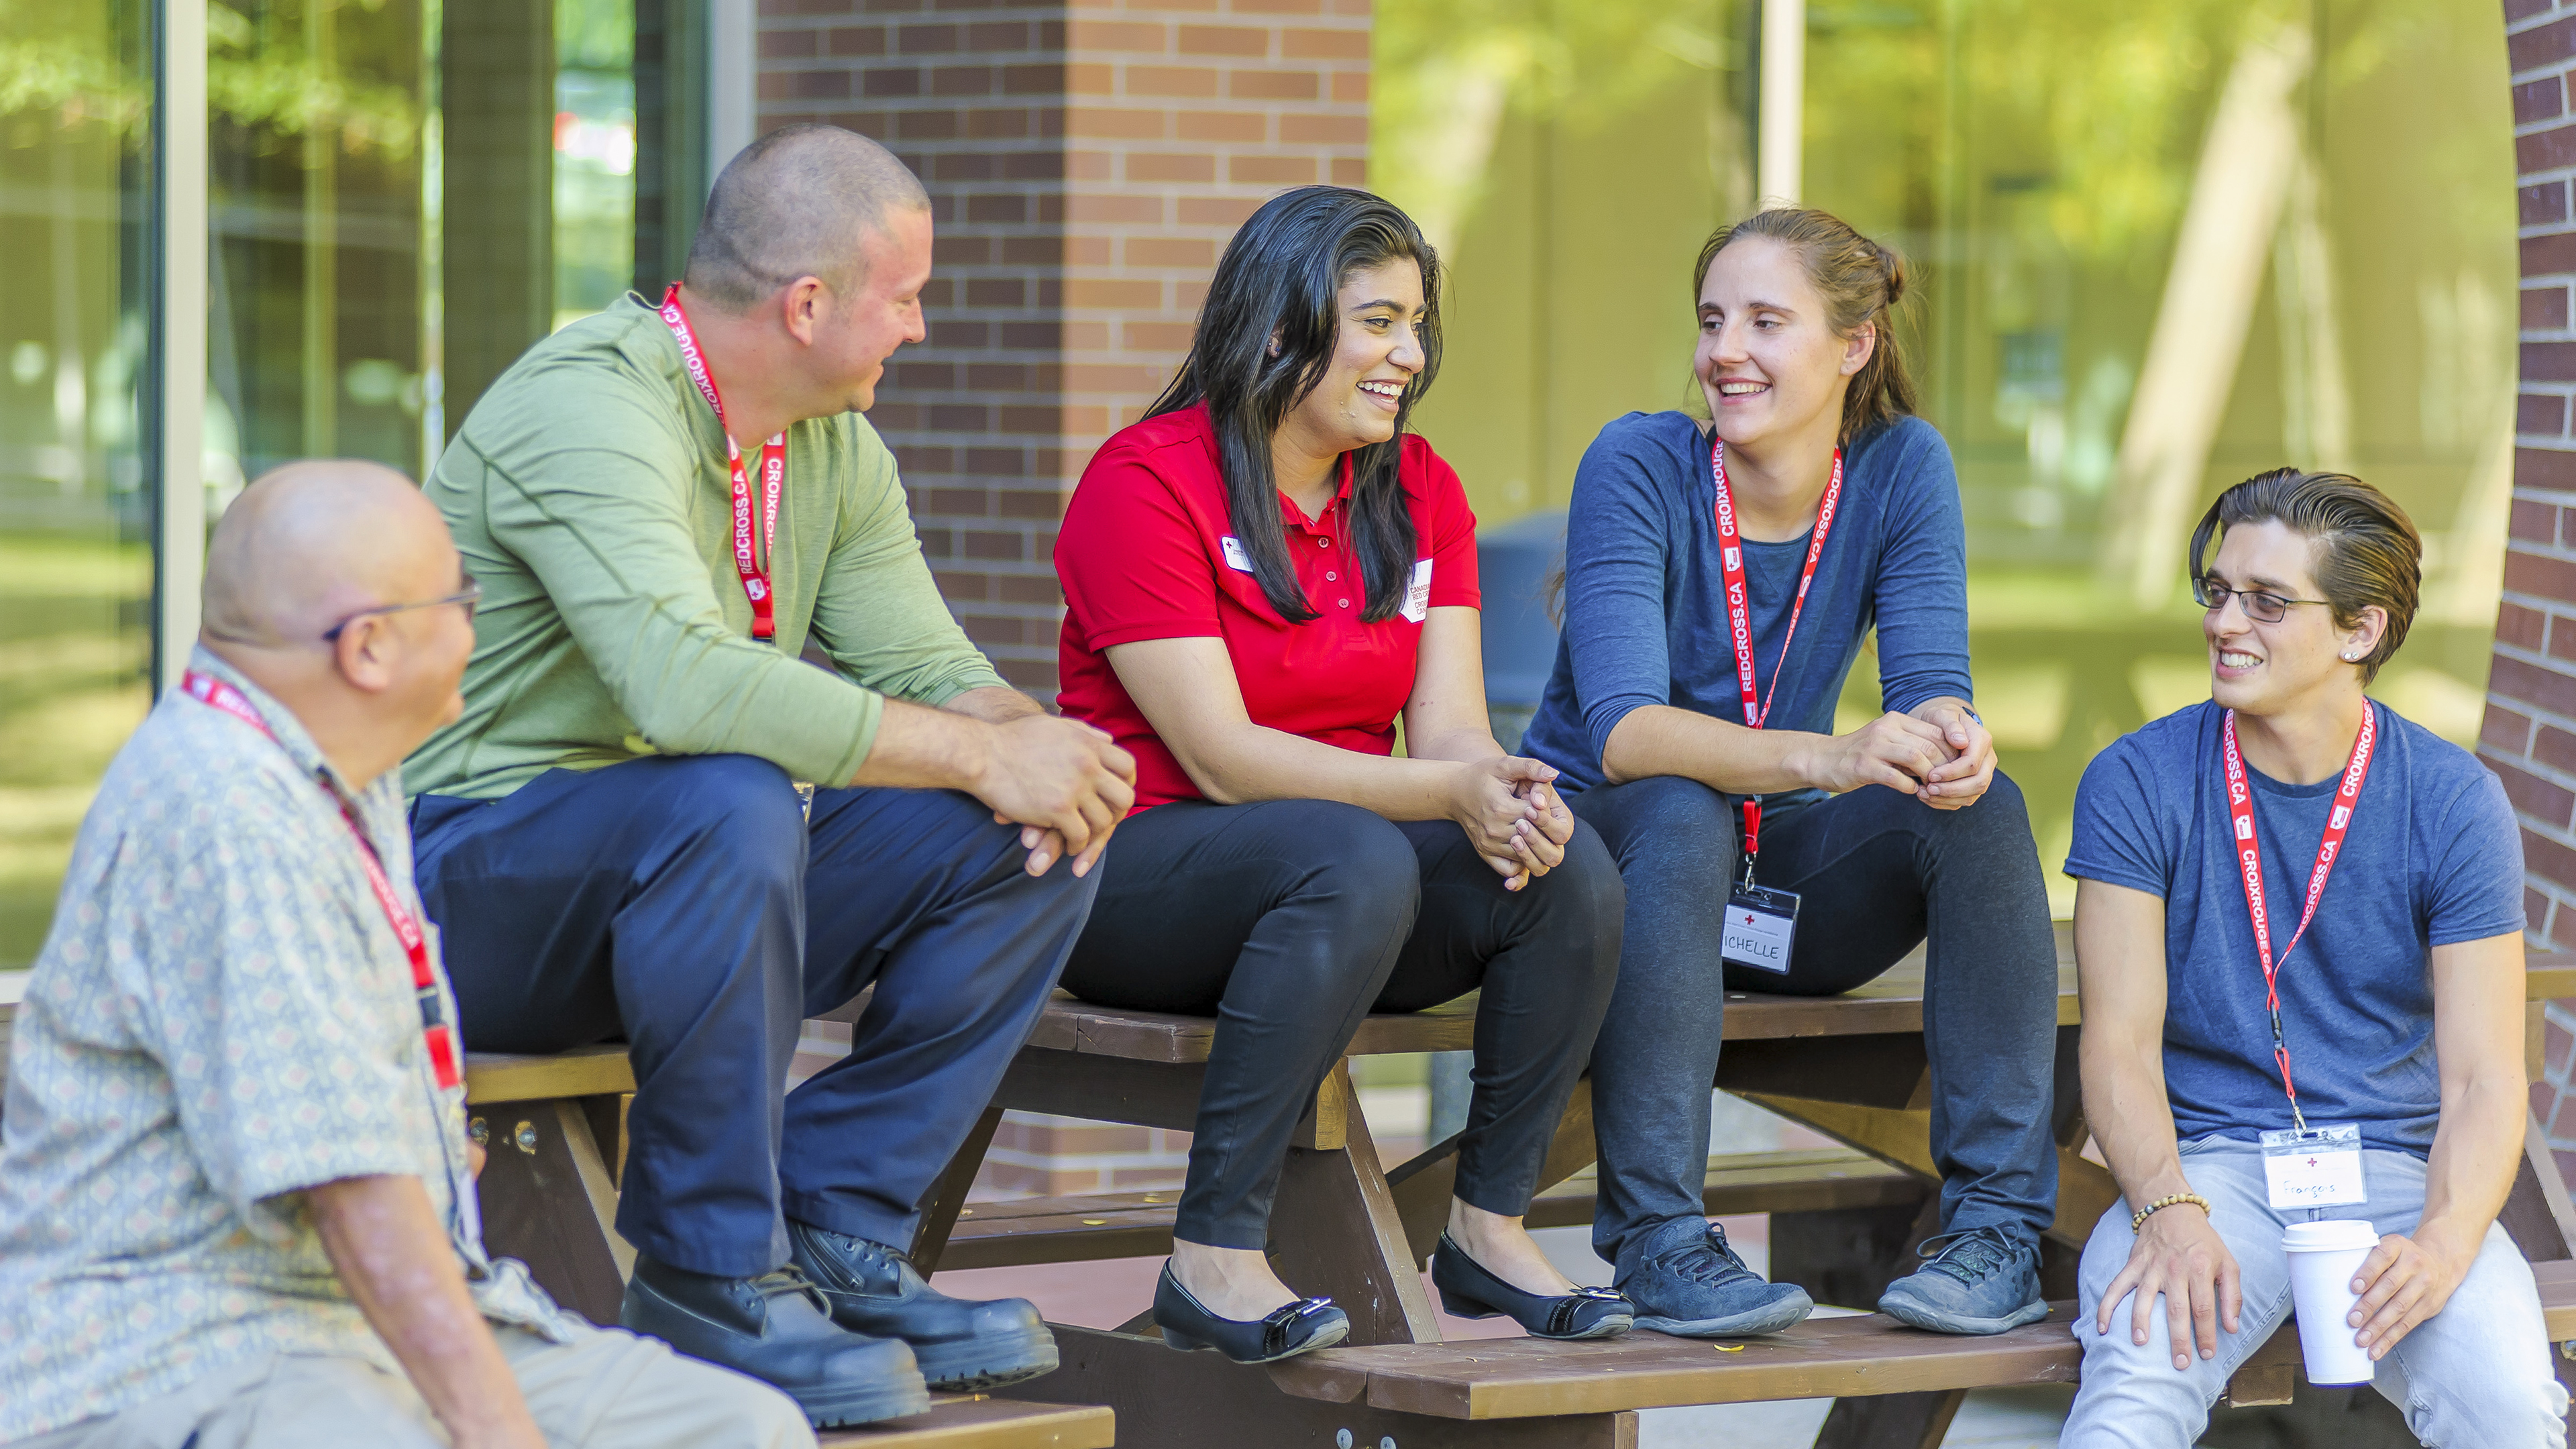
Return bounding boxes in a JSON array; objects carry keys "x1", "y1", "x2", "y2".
[
  {"x1": 1271, "y1": 1308, "x2": 2086, "y2": 1419},
  {"x1": 1265, "y1": 1264, "x2": 2576, "y2": 1423},
  {"x1": 939, "y1": 1150, "x2": 1921, "y2": 1272},
  {"x1": 816, "y1": 1395, "x2": 1114, "y2": 1448},
  {"x1": 463, "y1": 1044, "x2": 636, "y2": 1104}
]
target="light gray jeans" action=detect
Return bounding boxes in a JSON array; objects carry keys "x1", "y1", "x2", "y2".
[
  {"x1": 9, "y1": 1319, "x2": 814, "y2": 1449},
  {"x1": 2061, "y1": 1136, "x2": 2568, "y2": 1448}
]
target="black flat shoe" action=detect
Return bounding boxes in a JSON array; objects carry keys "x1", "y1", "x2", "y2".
[
  {"x1": 1151, "y1": 1264, "x2": 1350, "y2": 1364},
  {"x1": 1431, "y1": 1233, "x2": 1633, "y2": 1340}
]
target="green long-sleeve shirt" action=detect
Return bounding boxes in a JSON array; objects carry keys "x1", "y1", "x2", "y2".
[{"x1": 406, "y1": 293, "x2": 1008, "y2": 800}]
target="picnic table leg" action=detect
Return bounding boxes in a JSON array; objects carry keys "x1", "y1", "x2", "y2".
[
  {"x1": 472, "y1": 1095, "x2": 631, "y2": 1324},
  {"x1": 909, "y1": 1104, "x2": 1004, "y2": 1273},
  {"x1": 1810, "y1": 1388, "x2": 1969, "y2": 1449},
  {"x1": 1267, "y1": 1062, "x2": 1445, "y2": 1345}
]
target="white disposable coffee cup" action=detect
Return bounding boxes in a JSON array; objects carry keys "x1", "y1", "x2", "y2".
[{"x1": 2283, "y1": 1219, "x2": 2383, "y2": 1385}]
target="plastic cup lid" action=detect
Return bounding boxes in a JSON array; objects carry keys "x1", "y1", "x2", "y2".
[{"x1": 2282, "y1": 1219, "x2": 2381, "y2": 1252}]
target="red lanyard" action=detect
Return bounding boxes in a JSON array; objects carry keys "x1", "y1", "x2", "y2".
[
  {"x1": 1712, "y1": 438, "x2": 1843, "y2": 871},
  {"x1": 181, "y1": 671, "x2": 462, "y2": 1091},
  {"x1": 2220, "y1": 704, "x2": 2375, "y2": 1132},
  {"x1": 659, "y1": 284, "x2": 784, "y2": 639}
]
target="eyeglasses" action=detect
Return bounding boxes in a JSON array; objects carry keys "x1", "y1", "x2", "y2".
[
  {"x1": 322, "y1": 579, "x2": 482, "y2": 642},
  {"x1": 2192, "y1": 576, "x2": 2330, "y2": 625}
]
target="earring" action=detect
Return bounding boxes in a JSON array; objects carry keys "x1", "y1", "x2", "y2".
[{"x1": 2341, "y1": 651, "x2": 2360, "y2": 661}]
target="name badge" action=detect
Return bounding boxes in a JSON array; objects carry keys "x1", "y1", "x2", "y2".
[
  {"x1": 1402, "y1": 558, "x2": 1434, "y2": 623},
  {"x1": 1721, "y1": 883, "x2": 1799, "y2": 974},
  {"x1": 2259, "y1": 1122, "x2": 2367, "y2": 1208},
  {"x1": 1220, "y1": 535, "x2": 1254, "y2": 573}
]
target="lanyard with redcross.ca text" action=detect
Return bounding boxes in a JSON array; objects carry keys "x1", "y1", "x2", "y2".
[
  {"x1": 1712, "y1": 437, "x2": 1843, "y2": 878},
  {"x1": 659, "y1": 284, "x2": 785, "y2": 639},
  {"x1": 2220, "y1": 704, "x2": 2376, "y2": 1133},
  {"x1": 181, "y1": 671, "x2": 463, "y2": 1091}
]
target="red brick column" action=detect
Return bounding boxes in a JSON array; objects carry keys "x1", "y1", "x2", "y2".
[
  {"x1": 756, "y1": 0, "x2": 1368, "y2": 696},
  {"x1": 757, "y1": 0, "x2": 1367, "y2": 1194},
  {"x1": 2489, "y1": 0, "x2": 2576, "y2": 1172}
]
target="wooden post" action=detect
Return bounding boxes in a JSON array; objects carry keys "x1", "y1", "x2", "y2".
[
  {"x1": 472, "y1": 1098, "x2": 629, "y2": 1323},
  {"x1": 912, "y1": 1106, "x2": 1004, "y2": 1274},
  {"x1": 1267, "y1": 1063, "x2": 1444, "y2": 1345}
]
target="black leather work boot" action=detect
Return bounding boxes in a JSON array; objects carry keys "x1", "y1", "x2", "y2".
[
  {"x1": 621, "y1": 1256, "x2": 930, "y2": 1428},
  {"x1": 787, "y1": 1219, "x2": 1060, "y2": 1390}
]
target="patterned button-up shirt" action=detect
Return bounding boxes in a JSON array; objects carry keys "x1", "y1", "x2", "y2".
[{"x1": 0, "y1": 649, "x2": 572, "y2": 1440}]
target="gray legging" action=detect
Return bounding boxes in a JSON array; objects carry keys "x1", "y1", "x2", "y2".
[{"x1": 1569, "y1": 773, "x2": 2061, "y2": 1272}]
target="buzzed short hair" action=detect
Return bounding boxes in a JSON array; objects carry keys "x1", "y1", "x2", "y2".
[{"x1": 684, "y1": 124, "x2": 930, "y2": 311}]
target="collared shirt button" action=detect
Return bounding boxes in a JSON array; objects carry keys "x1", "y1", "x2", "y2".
[
  {"x1": 1326, "y1": 571, "x2": 1337, "y2": 581},
  {"x1": 1318, "y1": 537, "x2": 1330, "y2": 547},
  {"x1": 1340, "y1": 598, "x2": 1350, "y2": 608}
]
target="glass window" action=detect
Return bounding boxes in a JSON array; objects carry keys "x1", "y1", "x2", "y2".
[
  {"x1": 555, "y1": 0, "x2": 637, "y2": 331},
  {"x1": 209, "y1": 0, "x2": 431, "y2": 499},
  {"x1": 3, "y1": 3, "x2": 656, "y2": 968},
  {"x1": 0, "y1": 0, "x2": 154, "y2": 969},
  {"x1": 1378, "y1": 0, "x2": 2516, "y2": 914}
]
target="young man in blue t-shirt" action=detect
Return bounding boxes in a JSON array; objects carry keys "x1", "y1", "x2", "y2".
[{"x1": 2061, "y1": 469, "x2": 2566, "y2": 1446}]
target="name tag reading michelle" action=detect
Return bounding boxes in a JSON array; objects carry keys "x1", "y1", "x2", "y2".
[
  {"x1": 2259, "y1": 1122, "x2": 2367, "y2": 1208},
  {"x1": 1402, "y1": 559, "x2": 1434, "y2": 623},
  {"x1": 1721, "y1": 883, "x2": 1799, "y2": 975}
]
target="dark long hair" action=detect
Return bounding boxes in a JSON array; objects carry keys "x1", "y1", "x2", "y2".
[{"x1": 1146, "y1": 186, "x2": 1441, "y2": 623}]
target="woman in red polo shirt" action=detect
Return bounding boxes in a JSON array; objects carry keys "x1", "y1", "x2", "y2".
[{"x1": 1055, "y1": 186, "x2": 1629, "y2": 1363}]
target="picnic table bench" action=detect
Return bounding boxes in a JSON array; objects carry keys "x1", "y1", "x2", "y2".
[{"x1": 439, "y1": 938, "x2": 2576, "y2": 1448}]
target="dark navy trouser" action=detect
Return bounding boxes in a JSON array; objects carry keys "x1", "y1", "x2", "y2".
[
  {"x1": 1571, "y1": 773, "x2": 2059, "y2": 1273},
  {"x1": 411, "y1": 754, "x2": 1097, "y2": 1279}
]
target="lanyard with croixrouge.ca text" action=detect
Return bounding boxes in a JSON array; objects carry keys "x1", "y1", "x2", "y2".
[
  {"x1": 2220, "y1": 704, "x2": 2375, "y2": 1134},
  {"x1": 659, "y1": 283, "x2": 785, "y2": 639},
  {"x1": 1713, "y1": 437, "x2": 1843, "y2": 881},
  {"x1": 180, "y1": 670, "x2": 463, "y2": 1092}
]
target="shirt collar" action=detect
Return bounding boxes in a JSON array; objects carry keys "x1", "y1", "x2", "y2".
[
  {"x1": 182, "y1": 644, "x2": 361, "y2": 800},
  {"x1": 1277, "y1": 453, "x2": 1357, "y2": 531}
]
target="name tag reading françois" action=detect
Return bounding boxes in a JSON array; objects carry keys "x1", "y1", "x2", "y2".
[
  {"x1": 2259, "y1": 1123, "x2": 2367, "y2": 1209},
  {"x1": 1720, "y1": 883, "x2": 1799, "y2": 975}
]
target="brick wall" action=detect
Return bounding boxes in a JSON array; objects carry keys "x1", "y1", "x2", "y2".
[
  {"x1": 757, "y1": 0, "x2": 1368, "y2": 696},
  {"x1": 758, "y1": 0, "x2": 1367, "y2": 1193},
  {"x1": 2490, "y1": 0, "x2": 2576, "y2": 1180}
]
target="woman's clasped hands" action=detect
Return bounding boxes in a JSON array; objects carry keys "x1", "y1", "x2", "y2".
[{"x1": 1448, "y1": 756, "x2": 1576, "y2": 890}]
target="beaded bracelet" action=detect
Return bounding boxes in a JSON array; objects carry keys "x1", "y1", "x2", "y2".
[{"x1": 2131, "y1": 1192, "x2": 2212, "y2": 1233}]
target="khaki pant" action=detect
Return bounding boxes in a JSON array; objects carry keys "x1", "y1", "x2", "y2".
[{"x1": 16, "y1": 1321, "x2": 814, "y2": 1449}]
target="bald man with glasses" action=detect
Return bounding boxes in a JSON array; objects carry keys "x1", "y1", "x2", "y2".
[{"x1": 0, "y1": 462, "x2": 812, "y2": 1449}]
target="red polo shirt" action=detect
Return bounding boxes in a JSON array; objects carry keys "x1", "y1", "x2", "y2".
[{"x1": 1056, "y1": 403, "x2": 1482, "y2": 811}]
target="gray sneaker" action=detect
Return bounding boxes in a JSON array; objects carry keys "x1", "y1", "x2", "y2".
[
  {"x1": 1613, "y1": 1216, "x2": 1814, "y2": 1337},
  {"x1": 1876, "y1": 1226, "x2": 2048, "y2": 1335}
]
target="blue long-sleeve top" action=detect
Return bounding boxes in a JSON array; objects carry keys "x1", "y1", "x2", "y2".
[{"x1": 1519, "y1": 411, "x2": 1974, "y2": 812}]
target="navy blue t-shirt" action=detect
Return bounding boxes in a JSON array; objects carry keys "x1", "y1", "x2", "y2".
[
  {"x1": 1519, "y1": 411, "x2": 1973, "y2": 806},
  {"x1": 2064, "y1": 700, "x2": 2523, "y2": 1154}
]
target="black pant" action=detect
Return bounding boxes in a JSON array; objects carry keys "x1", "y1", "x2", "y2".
[
  {"x1": 411, "y1": 755, "x2": 1097, "y2": 1278},
  {"x1": 1061, "y1": 798, "x2": 1625, "y2": 1250},
  {"x1": 1572, "y1": 774, "x2": 2060, "y2": 1271}
]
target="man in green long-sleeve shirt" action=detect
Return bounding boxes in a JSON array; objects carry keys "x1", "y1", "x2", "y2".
[{"x1": 404, "y1": 125, "x2": 1136, "y2": 1430}]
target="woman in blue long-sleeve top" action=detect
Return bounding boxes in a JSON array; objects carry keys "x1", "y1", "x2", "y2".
[{"x1": 1518, "y1": 207, "x2": 2061, "y2": 1338}]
